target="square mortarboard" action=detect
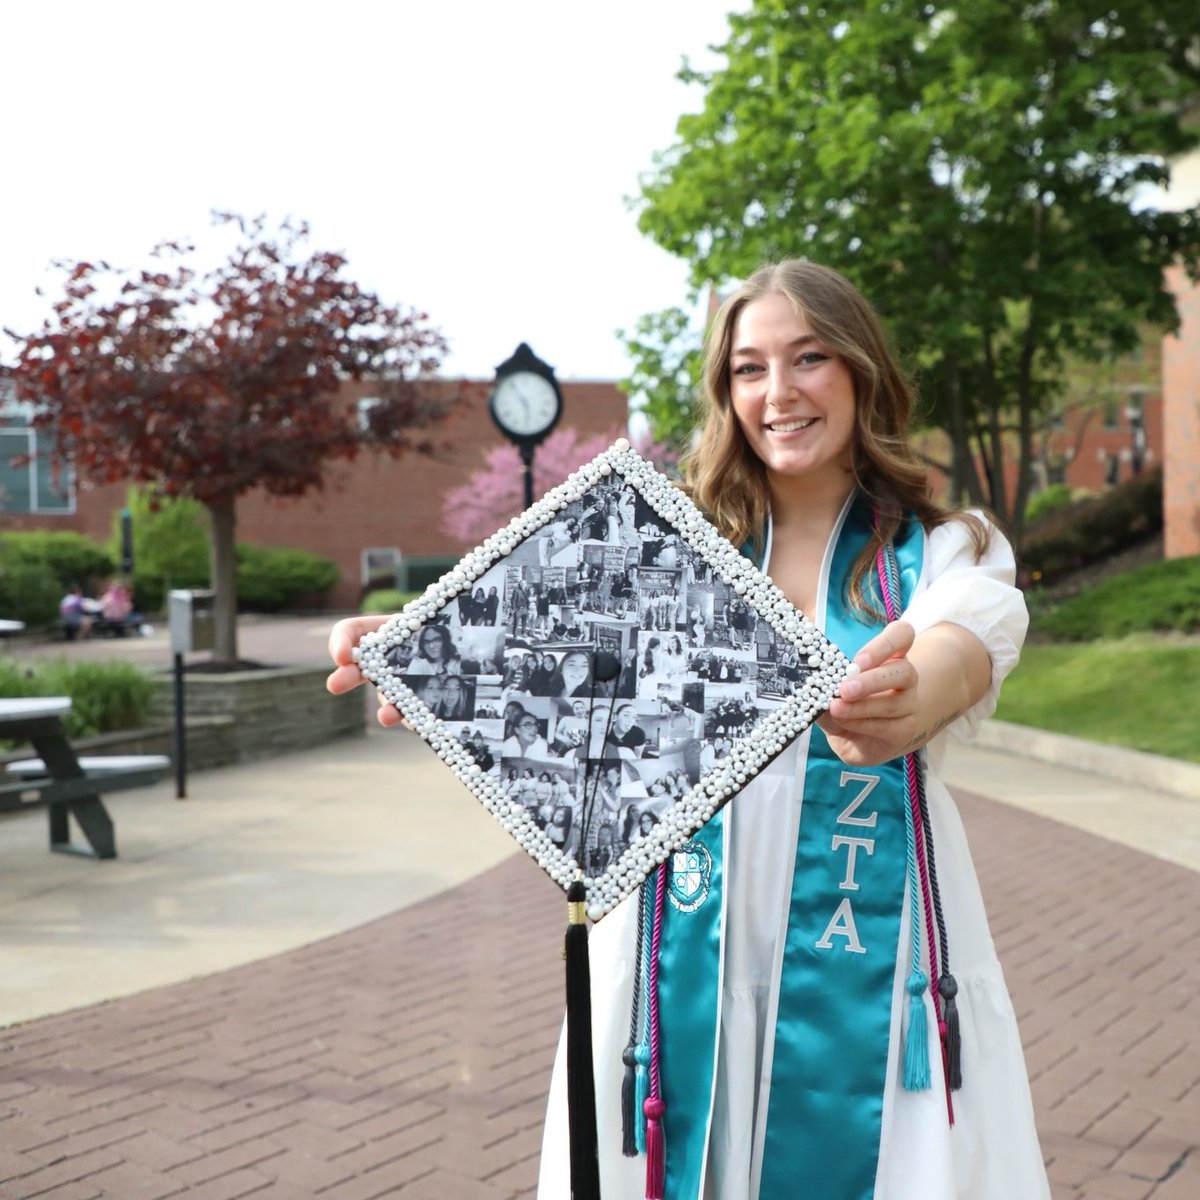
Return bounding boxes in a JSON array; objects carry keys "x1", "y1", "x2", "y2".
[{"x1": 354, "y1": 438, "x2": 852, "y2": 919}]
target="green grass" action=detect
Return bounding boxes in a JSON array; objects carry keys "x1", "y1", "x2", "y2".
[
  {"x1": 1028, "y1": 556, "x2": 1200, "y2": 641},
  {"x1": 994, "y1": 636, "x2": 1200, "y2": 763}
]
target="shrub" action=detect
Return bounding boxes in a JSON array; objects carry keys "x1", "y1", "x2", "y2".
[
  {"x1": 0, "y1": 658, "x2": 155, "y2": 738},
  {"x1": 0, "y1": 530, "x2": 114, "y2": 591},
  {"x1": 1031, "y1": 555, "x2": 1200, "y2": 641},
  {"x1": 0, "y1": 561, "x2": 60, "y2": 626},
  {"x1": 360, "y1": 588, "x2": 418, "y2": 613},
  {"x1": 1020, "y1": 469, "x2": 1162, "y2": 584},
  {"x1": 235, "y1": 545, "x2": 338, "y2": 612},
  {"x1": 1023, "y1": 483, "x2": 1075, "y2": 524},
  {"x1": 111, "y1": 489, "x2": 338, "y2": 613},
  {"x1": 110, "y1": 489, "x2": 208, "y2": 614}
]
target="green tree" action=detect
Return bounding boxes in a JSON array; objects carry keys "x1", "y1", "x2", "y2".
[
  {"x1": 618, "y1": 306, "x2": 704, "y2": 453},
  {"x1": 635, "y1": 0, "x2": 1200, "y2": 539}
]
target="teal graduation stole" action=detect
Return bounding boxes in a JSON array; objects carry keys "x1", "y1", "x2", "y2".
[{"x1": 650, "y1": 497, "x2": 925, "y2": 1200}]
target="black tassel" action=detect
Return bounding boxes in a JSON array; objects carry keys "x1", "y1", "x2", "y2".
[
  {"x1": 620, "y1": 1046, "x2": 638, "y2": 1157},
  {"x1": 565, "y1": 881, "x2": 601, "y2": 1200},
  {"x1": 939, "y1": 973, "x2": 963, "y2": 1091}
]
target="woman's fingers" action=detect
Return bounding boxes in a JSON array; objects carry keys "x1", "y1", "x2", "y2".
[
  {"x1": 328, "y1": 614, "x2": 389, "y2": 665},
  {"x1": 326, "y1": 662, "x2": 365, "y2": 696},
  {"x1": 837, "y1": 657, "x2": 917, "y2": 703},
  {"x1": 376, "y1": 697, "x2": 410, "y2": 730},
  {"x1": 850, "y1": 619, "x2": 915, "y2": 672},
  {"x1": 326, "y1": 614, "x2": 391, "y2": 696}
]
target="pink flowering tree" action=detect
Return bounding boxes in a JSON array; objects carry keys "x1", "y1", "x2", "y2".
[{"x1": 442, "y1": 426, "x2": 675, "y2": 544}]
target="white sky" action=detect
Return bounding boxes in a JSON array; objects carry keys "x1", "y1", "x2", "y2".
[{"x1": 1, "y1": 0, "x2": 745, "y2": 382}]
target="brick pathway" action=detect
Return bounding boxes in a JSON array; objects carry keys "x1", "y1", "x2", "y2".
[{"x1": 1, "y1": 790, "x2": 1196, "y2": 1199}]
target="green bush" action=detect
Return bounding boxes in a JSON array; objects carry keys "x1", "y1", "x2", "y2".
[
  {"x1": 1023, "y1": 483, "x2": 1075, "y2": 524},
  {"x1": 0, "y1": 530, "x2": 114, "y2": 591},
  {"x1": 0, "y1": 561, "x2": 60, "y2": 626},
  {"x1": 1020, "y1": 469, "x2": 1162, "y2": 585},
  {"x1": 1031, "y1": 555, "x2": 1200, "y2": 641},
  {"x1": 111, "y1": 489, "x2": 208, "y2": 614},
  {"x1": 112, "y1": 488, "x2": 338, "y2": 613},
  {"x1": 360, "y1": 588, "x2": 418, "y2": 613},
  {"x1": 0, "y1": 658, "x2": 155, "y2": 738},
  {"x1": 235, "y1": 545, "x2": 338, "y2": 612}
]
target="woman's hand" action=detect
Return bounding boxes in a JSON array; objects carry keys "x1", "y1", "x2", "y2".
[
  {"x1": 326, "y1": 614, "x2": 408, "y2": 729},
  {"x1": 818, "y1": 621, "x2": 923, "y2": 766},
  {"x1": 818, "y1": 619, "x2": 991, "y2": 767}
]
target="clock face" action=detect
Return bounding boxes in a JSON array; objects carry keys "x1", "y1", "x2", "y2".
[{"x1": 491, "y1": 371, "x2": 560, "y2": 438}]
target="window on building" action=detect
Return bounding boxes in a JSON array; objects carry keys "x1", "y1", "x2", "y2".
[
  {"x1": 0, "y1": 400, "x2": 74, "y2": 515},
  {"x1": 362, "y1": 547, "x2": 402, "y2": 590},
  {"x1": 1100, "y1": 398, "x2": 1118, "y2": 430}
]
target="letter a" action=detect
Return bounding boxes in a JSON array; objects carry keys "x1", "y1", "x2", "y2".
[{"x1": 815, "y1": 897, "x2": 866, "y2": 954}]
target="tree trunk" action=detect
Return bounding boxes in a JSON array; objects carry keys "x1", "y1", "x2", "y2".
[
  {"x1": 943, "y1": 357, "x2": 985, "y2": 506},
  {"x1": 979, "y1": 331, "x2": 1009, "y2": 524},
  {"x1": 1010, "y1": 306, "x2": 1040, "y2": 549},
  {"x1": 207, "y1": 494, "x2": 239, "y2": 665}
]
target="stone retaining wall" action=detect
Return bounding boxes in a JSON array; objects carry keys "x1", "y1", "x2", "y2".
[
  {"x1": 2, "y1": 666, "x2": 364, "y2": 777},
  {"x1": 149, "y1": 664, "x2": 365, "y2": 766}
]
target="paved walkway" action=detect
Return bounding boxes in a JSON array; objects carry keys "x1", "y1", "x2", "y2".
[{"x1": 1, "y1": 618, "x2": 1196, "y2": 1199}]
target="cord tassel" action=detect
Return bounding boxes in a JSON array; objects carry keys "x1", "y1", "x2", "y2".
[
  {"x1": 634, "y1": 1045, "x2": 650, "y2": 1154},
  {"x1": 903, "y1": 969, "x2": 931, "y2": 1090},
  {"x1": 644, "y1": 864, "x2": 668, "y2": 1199},
  {"x1": 939, "y1": 974, "x2": 963, "y2": 1090},
  {"x1": 644, "y1": 1096, "x2": 666, "y2": 1199},
  {"x1": 565, "y1": 881, "x2": 600, "y2": 1200},
  {"x1": 621, "y1": 1046, "x2": 638, "y2": 1157}
]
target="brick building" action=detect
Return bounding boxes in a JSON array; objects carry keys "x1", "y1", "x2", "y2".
[{"x1": 1, "y1": 376, "x2": 629, "y2": 611}]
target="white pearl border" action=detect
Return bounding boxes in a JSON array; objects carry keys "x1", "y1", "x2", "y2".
[{"x1": 354, "y1": 439, "x2": 852, "y2": 919}]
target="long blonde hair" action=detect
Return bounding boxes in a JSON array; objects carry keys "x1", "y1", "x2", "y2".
[{"x1": 683, "y1": 260, "x2": 986, "y2": 616}]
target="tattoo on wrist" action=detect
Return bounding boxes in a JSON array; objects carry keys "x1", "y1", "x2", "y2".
[{"x1": 898, "y1": 710, "x2": 961, "y2": 755}]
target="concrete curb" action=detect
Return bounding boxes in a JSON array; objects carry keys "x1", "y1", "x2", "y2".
[{"x1": 977, "y1": 718, "x2": 1200, "y2": 802}]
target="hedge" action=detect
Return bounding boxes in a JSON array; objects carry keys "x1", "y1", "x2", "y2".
[
  {"x1": 0, "y1": 658, "x2": 155, "y2": 739},
  {"x1": 1019, "y1": 469, "x2": 1162, "y2": 585},
  {"x1": 0, "y1": 530, "x2": 115, "y2": 592}
]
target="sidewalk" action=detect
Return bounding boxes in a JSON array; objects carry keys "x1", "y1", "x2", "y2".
[{"x1": 1, "y1": 620, "x2": 1196, "y2": 1198}]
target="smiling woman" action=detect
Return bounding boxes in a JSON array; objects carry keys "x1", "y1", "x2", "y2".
[{"x1": 532, "y1": 259, "x2": 1048, "y2": 1200}]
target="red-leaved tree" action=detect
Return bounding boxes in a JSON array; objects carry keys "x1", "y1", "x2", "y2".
[
  {"x1": 6, "y1": 213, "x2": 455, "y2": 664},
  {"x1": 441, "y1": 426, "x2": 675, "y2": 545}
]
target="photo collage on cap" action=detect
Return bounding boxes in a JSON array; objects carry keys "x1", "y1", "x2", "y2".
[{"x1": 385, "y1": 477, "x2": 814, "y2": 875}]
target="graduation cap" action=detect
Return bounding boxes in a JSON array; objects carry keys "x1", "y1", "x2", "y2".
[{"x1": 354, "y1": 439, "x2": 851, "y2": 1197}]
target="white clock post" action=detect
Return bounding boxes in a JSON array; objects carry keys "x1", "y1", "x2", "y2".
[{"x1": 488, "y1": 343, "x2": 564, "y2": 507}]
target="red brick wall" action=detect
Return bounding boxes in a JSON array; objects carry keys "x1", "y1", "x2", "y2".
[
  {"x1": 1163, "y1": 266, "x2": 1200, "y2": 558},
  {"x1": 8, "y1": 378, "x2": 629, "y2": 610}
]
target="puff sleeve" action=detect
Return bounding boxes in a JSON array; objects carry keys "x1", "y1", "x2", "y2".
[{"x1": 899, "y1": 515, "x2": 1029, "y2": 738}]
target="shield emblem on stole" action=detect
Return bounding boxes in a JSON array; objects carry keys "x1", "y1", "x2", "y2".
[{"x1": 668, "y1": 842, "x2": 712, "y2": 913}]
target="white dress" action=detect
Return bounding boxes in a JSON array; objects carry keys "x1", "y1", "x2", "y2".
[{"x1": 538, "y1": 517, "x2": 1050, "y2": 1200}]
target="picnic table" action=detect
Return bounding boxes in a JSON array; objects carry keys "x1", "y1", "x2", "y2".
[{"x1": 0, "y1": 697, "x2": 168, "y2": 858}]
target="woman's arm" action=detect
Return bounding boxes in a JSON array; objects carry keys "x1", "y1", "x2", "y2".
[{"x1": 818, "y1": 619, "x2": 992, "y2": 767}]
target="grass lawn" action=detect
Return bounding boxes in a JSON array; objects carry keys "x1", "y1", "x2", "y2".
[{"x1": 994, "y1": 634, "x2": 1200, "y2": 763}]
